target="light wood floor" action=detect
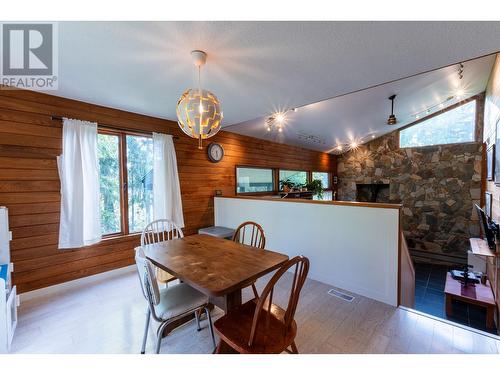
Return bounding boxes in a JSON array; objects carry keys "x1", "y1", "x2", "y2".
[{"x1": 11, "y1": 266, "x2": 500, "y2": 354}]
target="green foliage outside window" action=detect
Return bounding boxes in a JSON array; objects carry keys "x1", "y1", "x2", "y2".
[{"x1": 98, "y1": 134, "x2": 121, "y2": 235}]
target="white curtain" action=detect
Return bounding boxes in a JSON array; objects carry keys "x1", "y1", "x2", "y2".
[
  {"x1": 57, "y1": 118, "x2": 102, "y2": 248},
  {"x1": 152, "y1": 133, "x2": 185, "y2": 228}
]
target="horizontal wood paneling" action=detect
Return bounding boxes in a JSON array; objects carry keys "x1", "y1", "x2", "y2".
[{"x1": 0, "y1": 89, "x2": 336, "y2": 293}]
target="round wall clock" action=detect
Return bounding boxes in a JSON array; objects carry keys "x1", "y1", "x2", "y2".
[{"x1": 207, "y1": 143, "x2": 224, "y2": 163}]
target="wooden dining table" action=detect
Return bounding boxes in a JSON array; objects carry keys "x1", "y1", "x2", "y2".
[{"x1": 140, "y1": 233, "x2": 289, "y2": 352}]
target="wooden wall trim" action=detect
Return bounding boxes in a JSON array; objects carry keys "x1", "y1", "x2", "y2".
[
  {"x1": 218, "y1": 195, "x2": 402, "y2": 209},
  {"x1": 0, "y1": 88, "x2": 336, "y2": 293}
]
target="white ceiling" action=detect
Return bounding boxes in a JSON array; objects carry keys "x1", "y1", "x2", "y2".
[
  {"x1": 53, "y1": 22, "x2": 500, "y2": 151},
  {"x1": 228, "y1": 54, "x2": 496, "y2": 152}
]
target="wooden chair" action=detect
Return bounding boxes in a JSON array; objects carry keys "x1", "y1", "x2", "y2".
[
  {"x1": 232, "y1": 221, "x2": 266, "y2": 249},
  {"x1": 213, "y1": 256, "x2": 309, "y2": 354},
  {"x1": 141, "y1": 219, "x2": 183, "y2": 285},
  {"x1": 135, "y1": 248, "x2": 216, "y2": 354},
  {"x1": 232, "y1": 221, "x2": 266, "y2": 298}
]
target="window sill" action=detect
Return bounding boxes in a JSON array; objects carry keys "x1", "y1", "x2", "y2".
[{"x1": 101, "y1": 232, "x2": 141, "y2": 243}]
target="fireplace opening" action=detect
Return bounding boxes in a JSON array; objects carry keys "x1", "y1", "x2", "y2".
[{"x1": 356, "y1": 183, "x2": 390, "y2": 203}]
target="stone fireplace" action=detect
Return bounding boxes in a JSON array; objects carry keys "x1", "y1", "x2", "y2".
[
  {"x1": 336, "y1": 128, "x2": 483, "y2": 265},
  {"x1": 356, "y1": 183, "x2": 390, "y2": 203}
]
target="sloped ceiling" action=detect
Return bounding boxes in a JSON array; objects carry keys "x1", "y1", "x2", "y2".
[
  {"x1": 53, "y1": 21, "x2": 500, "y2": 151},
  {"x1": 227, "y1": 54, "x2": 496, "y2": 152}
]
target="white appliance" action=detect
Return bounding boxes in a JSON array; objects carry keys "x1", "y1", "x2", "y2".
[{"x1": 0, "y1": 206, "x2": 17, "y2": 353}]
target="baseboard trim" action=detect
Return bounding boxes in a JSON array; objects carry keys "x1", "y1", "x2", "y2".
[{"x1": 19, "y1": 264, "x2": 136, "y2": 303}]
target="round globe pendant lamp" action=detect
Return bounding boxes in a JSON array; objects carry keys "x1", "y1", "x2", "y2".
[{"x1": 176, "y1": 50, "x2": 223, "y2": 149}]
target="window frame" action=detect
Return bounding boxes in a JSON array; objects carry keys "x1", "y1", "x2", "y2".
[
  {"x1": 397, "y1": 95, "x2": 480, "y2": 149},
  {"x1": 235, "y1": 165, "x2": 332, "y2": 195},
  {"x1": 98, "y1": 127, "x2": 153, "y2": 239},
  {"x1": 235, "y1": 165, "x2": 276, "y2": 195},
  {"x1": 278, "y1": 169, "x2": 309, "y2": 191},
  {"x1": 311, "y1": 171, "x2": 332, "y2": 190}
]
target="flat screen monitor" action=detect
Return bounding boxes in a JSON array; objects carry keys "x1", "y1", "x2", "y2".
[{"x1": 475, "y1": 204, "x2": 496, "y2": 250}]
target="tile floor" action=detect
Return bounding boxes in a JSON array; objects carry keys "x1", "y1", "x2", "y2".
[{"x1": 414, "y1": 262, "x2": 497, "y2": 334}]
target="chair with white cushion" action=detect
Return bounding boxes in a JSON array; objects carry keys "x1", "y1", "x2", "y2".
[
  {"x1": 135, "y1": 248, "x2": 216, "y2": 354},
  {"x1": 141, "y1": 219, "x2": 183, "y2": 286}
]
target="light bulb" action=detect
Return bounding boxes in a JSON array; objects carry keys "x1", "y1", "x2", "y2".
[
  {"x1": 278, "y1": 126, "x2": 283, "y2": 133},
  {"x1": 456, "y1": 88, "x2": 465, "y2": 98},
  {"x1": 199, "y1": 104, "x2": 204, "y2": 114},
  {"x1": 337, "y1": 145, "x2": 342, "y2": 151},
  {"x1": 275, "y1": 113, "x2": 285, "y2": 124},
  {"x1": 350, "y1": 141, "x2": 358, "y2": 148},
  {"x1": 266, "y1": 125, "x2": 271, "y2": 132},
  {"x1": 371, "y1": 134, "x2": 375, "y2": 139}
]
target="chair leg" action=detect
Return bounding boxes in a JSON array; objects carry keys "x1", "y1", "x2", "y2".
[
  {"x1": 290, "y1": 341, "x2": 299, "y2": 354},
  {"x1": 204, "y1": 306, "x2": 216, "y2": 351},
  {"x1": 156, "y1": 321, "x2": 169, "y2": 354},
  {"x1": 251, "y1": 283, "x2": 259, "y2": 299},
  {"x1": 195, "y1": 310, "x2": 202, "y2": 332},
  {"x1": 141, "y1": 309, "x2": 151, "y2": 354}
]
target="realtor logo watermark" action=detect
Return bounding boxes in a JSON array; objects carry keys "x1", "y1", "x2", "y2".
[{"x1": 0, "y1": 22, "x2": 58, "y2": 90}]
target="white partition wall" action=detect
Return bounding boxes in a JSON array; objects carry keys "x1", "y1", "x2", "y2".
[{"x1": 215, "y1": 197, "x2": 400, "y2": 306}]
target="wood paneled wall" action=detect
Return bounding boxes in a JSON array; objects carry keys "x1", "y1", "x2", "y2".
[{"x1": 0, "y1": 89, "x2": 336, "y2": 293}]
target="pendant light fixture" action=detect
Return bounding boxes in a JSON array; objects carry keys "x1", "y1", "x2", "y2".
[
  {"x1": 176, "y1": 50, "x2": 223, "y2": 149},
  {"x1": 387, "y1": 94, "x2": 397, "y2": 125}
]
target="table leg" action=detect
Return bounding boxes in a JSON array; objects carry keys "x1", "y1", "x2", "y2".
[
  {"x1": 486, "y1": 306, "x2": 495, "y2": 330},
  {"x1": 445, "y1": 294, "x2": 453, "y2": 317},
  {"x1": 214, "y1": 289, "x2": 243, "y2": 354},
  {"x1": 224, "y1": 289, "x2": 242, "y2": 312}
]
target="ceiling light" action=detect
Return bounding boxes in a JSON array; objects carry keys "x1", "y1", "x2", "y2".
[
  {"x1": 266, "y1": 125, "x2": 271, "y2": 132},
  {"x1": 456, "y1": 88, "x2": 465, "y2": 99},
  {"x1": 177, "y1": 50, "x2": 223, "y2": 149},
  {"x1": 278, "y1": 126, "x2": 283, "y2": 133},
  {"x1": 387, "y1": 94, "x2": 397, "y2": 125},
  {"x1": 275, "y1": 113, "x2": 286, "y2": 124},
  {"x1": 350, "y1": 141, "x2": 358, "y2": 148},
  {"x1": 292, "y1": 107, "x2": 298, "y2": 112},
  {"x1": 439, "y1": 103, "x2": 445, "y2": 109},
  {"x1": 371, "y1": 134, "x2": 376, "y2": 139},
  {"x1": 416, "y1": 114, "x2": 420, "y2": 119},
  {"x1": 337, "y1": 145, "x2": 342, "y2": 151}
]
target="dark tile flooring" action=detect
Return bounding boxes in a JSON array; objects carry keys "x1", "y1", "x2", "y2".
[{"x1": 414, "y1": 262, "x2": 497, "y2": 335}]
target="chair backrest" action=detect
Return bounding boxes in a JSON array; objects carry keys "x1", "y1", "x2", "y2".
[
  {"x1": 141, "y1": 219, "x2": 184, "y2": 246},
  {"x1": 134, "y1": 247, "x2": 160, "y2": 306},
  {"x1": 232, "y1": 221, "x2": 266, "y2": 249},
  {"x1": 248, "y1": 256, "x2": 309, "y2": 347}
]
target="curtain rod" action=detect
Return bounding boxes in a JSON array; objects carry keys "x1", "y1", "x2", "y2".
[{"x1": 50, "y1": 115, "x2": 180, "y2": 140}]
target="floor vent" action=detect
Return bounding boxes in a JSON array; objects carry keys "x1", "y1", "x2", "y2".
[{"x1": 327, "y1": 288, "x2": 355, "y2": 302}]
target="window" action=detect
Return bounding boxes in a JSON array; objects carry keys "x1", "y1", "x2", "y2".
[
  {"x1": 399, "y1": 100, "x2": 476, "y2": 148},
  {"x1": 236, "y1": 167, "x2": 274, "y2": 193},
  {"x1": 126, "y1": 135, "x2": 154, "y2": 233},
  {"x1": 97, "y1": 130, "x2": 154, "y2": 236},
  {"x1": 279, "y1": 170, "x2": 308, "y2": 189},
  {"x1": 98, "y1": 133, "x2": 121, "y2": 235},
  {"x1": 312, "y1": 172, "x2": 330, "y2": 189}
]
